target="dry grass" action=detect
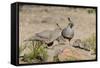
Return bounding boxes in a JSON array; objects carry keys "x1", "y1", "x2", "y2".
[{"x1": 83, "y1": 33, "x2": 96, "y2": 54}]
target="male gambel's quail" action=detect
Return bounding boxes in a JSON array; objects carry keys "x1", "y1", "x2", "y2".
[{"x1": 62, "y1": 17, "x2": 74, "y2": 45}]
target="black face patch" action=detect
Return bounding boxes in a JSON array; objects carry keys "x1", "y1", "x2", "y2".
[{"x1": 68, "y1": 23, "x2": 74, "y2": 28}]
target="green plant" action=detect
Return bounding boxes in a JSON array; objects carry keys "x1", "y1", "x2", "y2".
[
  {"x1": 22, "y1": 40, "x2": 48, "y2": 63},
  {"x1": 53, "y1": 55, "x2": 59, "y2": 62},
  {"x1": 87, "y1": 9, "x2": 96, "y2": 14}
]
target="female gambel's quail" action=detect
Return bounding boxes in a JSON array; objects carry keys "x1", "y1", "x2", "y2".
[
  {"x1": 61, "y1": 17, "x2": 74, "y2": 45},
  {"x1": 25, "y1": 23, "x2": 62, "y2": 47}
]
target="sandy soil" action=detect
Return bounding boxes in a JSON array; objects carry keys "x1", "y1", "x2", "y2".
[{"x1": 19, "y1": 5, "x2": 96, "y2": 64}]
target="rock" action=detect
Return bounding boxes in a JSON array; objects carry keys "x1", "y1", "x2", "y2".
[
  {"x1": 72, "y1": 39, "x2": 91, "y2": 51},
  {"x1": 58, "y1": 45, "x2": 95, "y2": 61}
]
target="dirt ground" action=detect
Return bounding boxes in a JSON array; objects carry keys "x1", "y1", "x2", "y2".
[{"x1": 19, "y1": 5, "x2": 96, "y2": 64}]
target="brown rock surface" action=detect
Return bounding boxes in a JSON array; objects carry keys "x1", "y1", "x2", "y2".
[{"x1": 58, "y1": 45, "x2": 95, "y2": 61}]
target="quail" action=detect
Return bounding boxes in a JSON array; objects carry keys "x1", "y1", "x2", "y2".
[
  {"x1": 25, "y1": 23, "x2": 62, "y2": 47},
  {"x1": 61, "y1": 17, "x2": 74, "y2": 45}
]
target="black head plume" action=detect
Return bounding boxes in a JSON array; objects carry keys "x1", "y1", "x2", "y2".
[
  {"x1": 68, "y1": 17, "x2": 73, "y2": 23},
  {"x1": 68, "y1": 17, "x2": 74, "y2": 28},
  {"x1": 68, "y1": 17, "x2": 71, "y2": 22}
]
